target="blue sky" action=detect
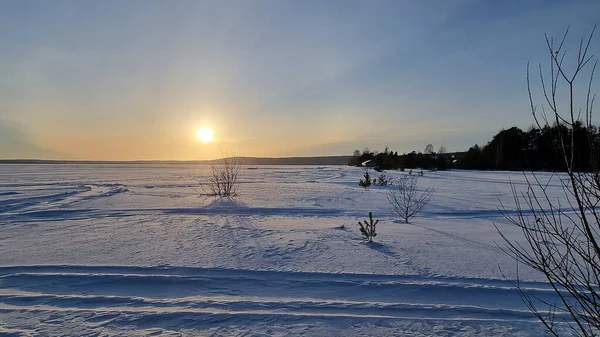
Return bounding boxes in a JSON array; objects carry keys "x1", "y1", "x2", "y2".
[{"x1": 0, "y1": 0, "x2": 598, "y2": 160}]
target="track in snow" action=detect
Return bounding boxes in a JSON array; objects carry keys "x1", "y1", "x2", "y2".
[{"x1": 0, "y1": 265, "x2": 570, "y2": 334}]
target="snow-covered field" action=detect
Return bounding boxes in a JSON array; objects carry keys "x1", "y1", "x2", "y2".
[{"x1": 0, "y1": 164, "x2": 572, "y2": 336}]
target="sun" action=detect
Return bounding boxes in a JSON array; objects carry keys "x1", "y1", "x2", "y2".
[{"x1": 196, "y1": 127, "x2": 213, "y2": 142}]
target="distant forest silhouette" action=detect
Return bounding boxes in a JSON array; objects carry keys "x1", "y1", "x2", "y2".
[{"x1": 350, "y1": 122, "x2": 600, "y2": 171}]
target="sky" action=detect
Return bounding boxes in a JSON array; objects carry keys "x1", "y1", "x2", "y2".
[{"x1": 1, "y1": 0, "x2": 599, "y2": 160}]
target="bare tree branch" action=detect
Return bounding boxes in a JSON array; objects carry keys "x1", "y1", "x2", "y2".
[{"x1": 497, "y1": 26, "x2": 600, "y2": 336}]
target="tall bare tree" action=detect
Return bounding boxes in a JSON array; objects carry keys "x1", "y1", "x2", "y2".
[
  {"x1": 424, "y1": 144, "x2": 434, "y2": 154},
  {"x1": 387, "y1": 175, "x2": 433, "y2": 223},
  {"x1": 497, "y1": 26, "x2": 600, "y2": 336}
]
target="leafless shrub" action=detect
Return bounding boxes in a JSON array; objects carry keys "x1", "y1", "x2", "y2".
[
  {"x1": 204, "y1": 150, "x2": 243, "y2": 197},
  {"x1": 496, "y1": 26, "x2": 600, "y2": 336},
  {"x1": 387, "y1": 175, "x2": 433, "y2": 223}
]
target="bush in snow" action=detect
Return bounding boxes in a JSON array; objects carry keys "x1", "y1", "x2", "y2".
[
  {"x1": 387, "y1": 175, "x2": 433, "y2": 223},
  {"x1": 204, "y1": 149, "x2": 243, "y2": 197},
  {"x1": 358, "y1": 170, "x2": 371, "y2": 190},
  {"x1": 358, "y1": 212, "x2": 379, "y2": 242},
  {"x1": 377, "y1": 174, "x2": 389, "y2": 186}
]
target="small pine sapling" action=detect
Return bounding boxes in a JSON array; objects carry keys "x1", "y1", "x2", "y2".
[
  {"x1": 377, "y1": 174, "x2": 388, "y2": 186},
  {"x1": 358, "y1": 170, "x2": 371, "y2": 190},
  {"x1": 358, "y1": 212, "x2": 379, "y2": 242}
]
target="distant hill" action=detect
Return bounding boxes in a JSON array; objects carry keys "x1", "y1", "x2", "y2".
[
  {"x1": 236, "y1": 156, "x2": 350, "y2": 165},
  {"x1": 0, "y1": 156, "x2": 352, "y2": 166}
]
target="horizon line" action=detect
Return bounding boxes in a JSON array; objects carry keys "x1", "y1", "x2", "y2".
[{"x1": 0, "y1": 155, "x2": 352, "y2": 165}]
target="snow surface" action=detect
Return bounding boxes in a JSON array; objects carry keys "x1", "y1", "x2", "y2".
[{"x1": 0, "y1": 164, "x2": 576, "y2": 336}]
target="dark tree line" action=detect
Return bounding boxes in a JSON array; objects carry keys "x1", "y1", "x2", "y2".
[
  {"x1": 461, "y1": 123, "x2": 600, "y2": 171},
  {"x1": 349, "y1": 123, "x2": 600, "y2": 172},
  {"x1": 348, "y1": 146, "x2": 450, "y2": 171}
]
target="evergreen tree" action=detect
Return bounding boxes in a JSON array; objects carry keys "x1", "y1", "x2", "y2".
[
  {"x1": 358, "y1": 212, "x2": 379, "y2": 242},
  {"x1": 358, "y1": 170, "x2": 371, "y2": 190}
]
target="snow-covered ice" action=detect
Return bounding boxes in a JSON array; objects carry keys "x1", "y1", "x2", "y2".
[{"x1": 0, "y1": 164, "x2": 574, "y2": 336}]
